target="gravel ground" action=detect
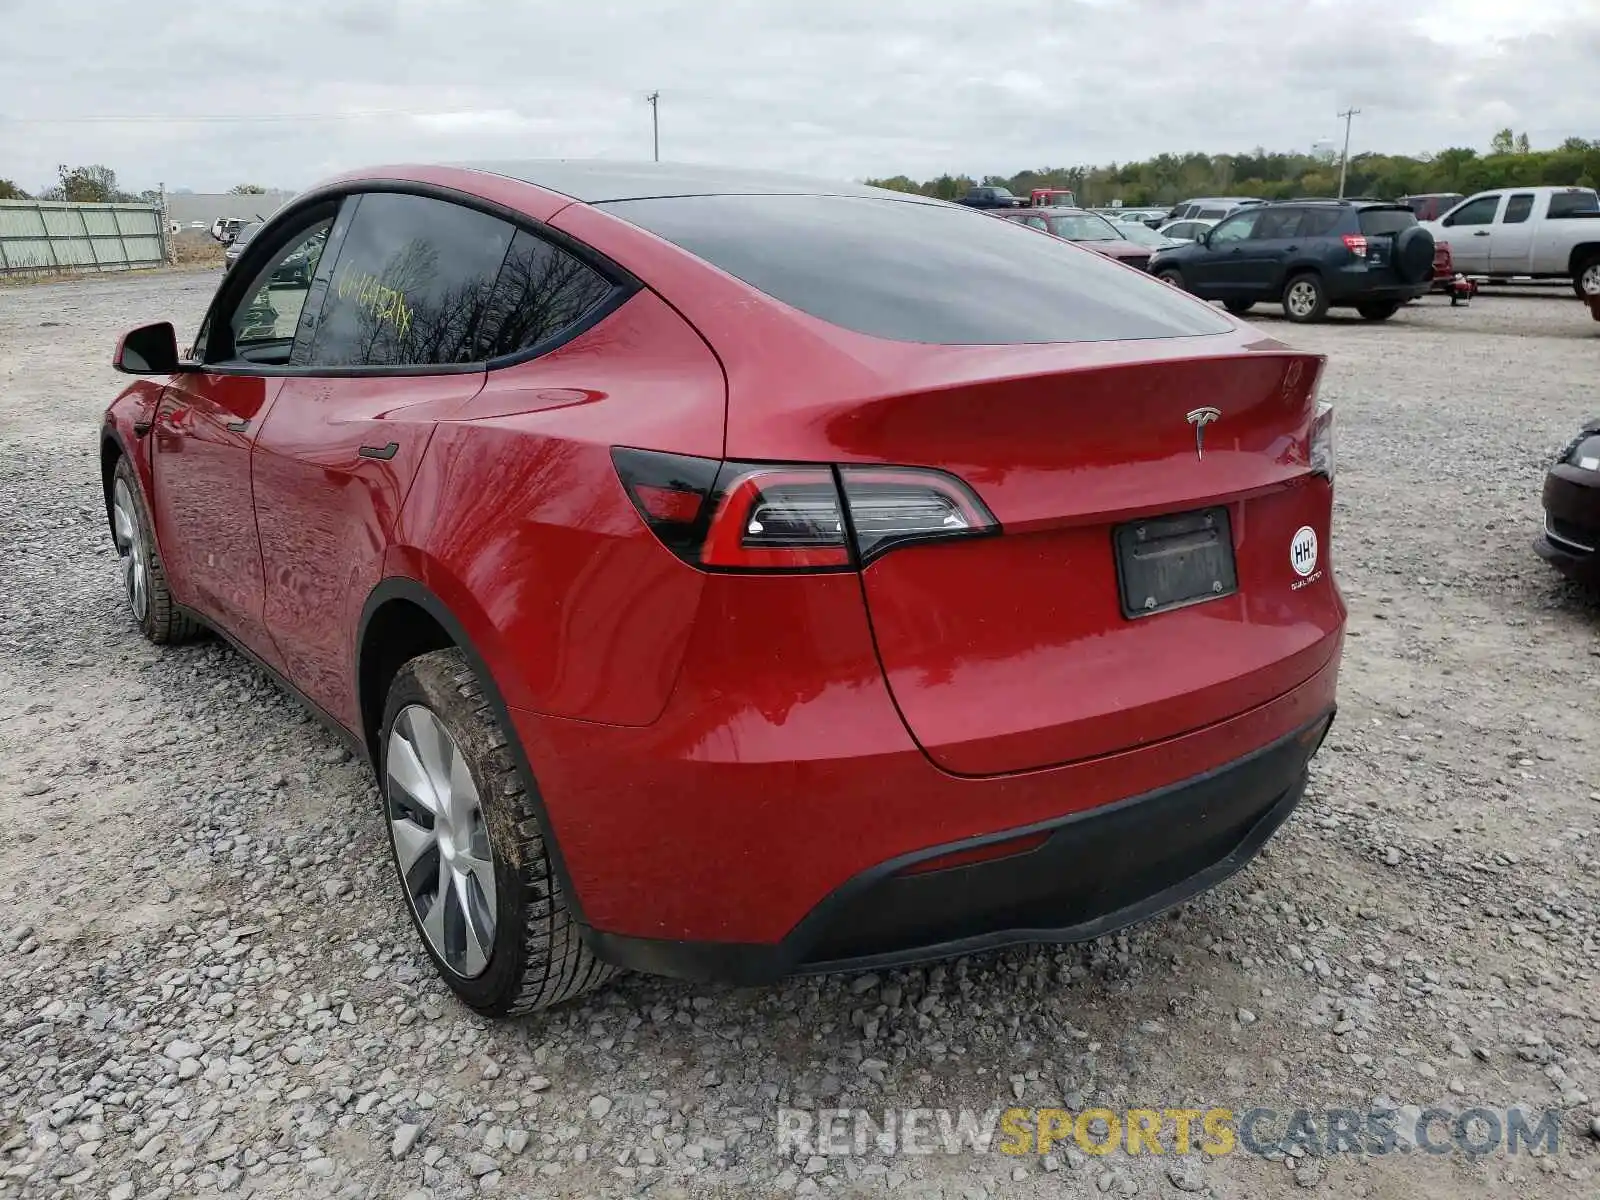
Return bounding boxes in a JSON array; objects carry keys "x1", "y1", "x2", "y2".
[{"x1": 2, "y1": 272, "x2": 1599, "y2": 1200}]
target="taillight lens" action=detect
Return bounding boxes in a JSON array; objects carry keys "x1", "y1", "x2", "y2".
[
  {"x1": 839, "y1": 467, "x2": 996, "y2": 564},
  {"x1": 1341, "y1": 234, "x2": 1368, "y2": 257},
  {"x1": 1310, "y1": 401, "x2": 1335, "y2": 480},
  {"x1": 701, "y1": 467, "x2": 850, "y2": 569},
  {"x1": 611, "y1": 449, "x2": 998, "y2": 572}
]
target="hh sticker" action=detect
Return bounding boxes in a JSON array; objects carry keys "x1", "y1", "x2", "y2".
[{"x1": 1290, "y1": 526, "x2": 1318, "y2": 577}]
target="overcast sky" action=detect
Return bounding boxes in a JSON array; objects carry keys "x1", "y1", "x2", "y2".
[{"x1": 1, "y1": 0, "x2": 1595, "y2": 195}]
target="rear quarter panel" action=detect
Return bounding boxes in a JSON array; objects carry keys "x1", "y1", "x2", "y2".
[{"x1": 394, "y1": 289, "x2": 726, "y2": 726}]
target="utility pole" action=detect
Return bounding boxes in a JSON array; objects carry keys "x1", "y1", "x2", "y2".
[
  {"x1": 646, "y1": 91, "x2": 660, "y2": 162},
  {"x1": 1337, "y1": 107, "x2": 1360, "y2": 198}
]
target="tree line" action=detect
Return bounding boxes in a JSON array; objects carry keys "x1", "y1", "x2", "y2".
[
  {"x1": 866, "y1": 132, "x2": 1600, "y2": 207},
  {"x1": 0, "y1": 165, "x2": 271, "y2": 203}
]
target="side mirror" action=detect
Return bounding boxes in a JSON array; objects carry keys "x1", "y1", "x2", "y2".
[
  {"x1": 1197, "y1": 229, "x2": 1212, "y2": 246},
  {"x1": 113, "y1": 322, "x2": 183, "y2": 375}
]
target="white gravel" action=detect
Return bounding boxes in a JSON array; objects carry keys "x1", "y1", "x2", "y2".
[{"x1": 2, "y1": 271, "x2": 1599, "y2": 1199}]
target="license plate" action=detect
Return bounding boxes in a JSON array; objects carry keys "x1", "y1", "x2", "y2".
[{"x1": 1114, "y1": 507, "x2": 1237, "y2": 618}]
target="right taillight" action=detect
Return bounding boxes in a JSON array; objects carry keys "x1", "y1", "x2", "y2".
[
  {"x1": 1341, "y1": 233, "x2": 1368, "y2": 257},
  {"x1": 1310, "y1": 401, "x2": 1335, "y2": 481},
  {"x1": 611, "y1": 448, "x2": 998, "y2": 572}
]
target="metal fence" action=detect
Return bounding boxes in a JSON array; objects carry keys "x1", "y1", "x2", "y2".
[{"x1": 0, "y1": 200, "x2": 167, "y2": 276}]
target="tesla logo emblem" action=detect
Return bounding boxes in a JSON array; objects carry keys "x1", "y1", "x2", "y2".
[{"x1": 1186, "y1": 407, "x2": 1221, "y2": 460}]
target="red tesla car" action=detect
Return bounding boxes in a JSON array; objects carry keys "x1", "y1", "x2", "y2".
[{"x1": 102, "y1": 162, "x2": 1344, "y2": 1016}]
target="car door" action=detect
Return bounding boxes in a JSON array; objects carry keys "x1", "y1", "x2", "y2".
[
  {"x1": 1489, "y1": 192, "x2": 1537, "y2": 275},
  {"x1": 1233, "y1": 207, "x2": 1305, "y2": 298},
  {"x1": 250, "y1": 189, "x2": 608, "y2": 731},
  {"x1": 1438, "y1": 193, "x2": 1503, "y2": 272},
  {"x1": 1186, "y1": 209, "x2": 1260, "y2": 298},
  {"x1": 151, "y1": 212, "x2": 338, "y2": 669}
]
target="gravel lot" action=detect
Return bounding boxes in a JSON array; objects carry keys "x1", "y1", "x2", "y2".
[{"x1": 2, "y1": 271, "x2": 1598, "y2": 1200}]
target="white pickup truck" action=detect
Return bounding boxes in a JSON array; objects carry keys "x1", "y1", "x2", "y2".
[{"x1": 1420, "y1": 186, "x2": 1600, "y2": 296}]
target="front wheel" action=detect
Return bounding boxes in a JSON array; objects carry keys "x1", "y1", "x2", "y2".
[
  {"x1": 1156, "y1": 268, "x2": 1186, "y2": 290},
  {"x1": 1282, "y1": 274, "x2": 1329, "y2": 323},
  {"x1": 380, "y1": 648, "x2": 616, "y2": 1016},
  {"x1": 1357, "y1": 301, "x2": 1400, "y2": 321},
  {"x1": 1224, "y1": 300, "x2": 1255, "y2": 315}
]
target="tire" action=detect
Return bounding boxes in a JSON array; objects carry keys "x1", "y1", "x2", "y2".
[
  {"x1": 380, "y1": 648, "x2": 615, "y2": 1016},
  {"x1": 109, "y1": 456, "x2": 200, "y2": 644},
  {"x1": 1224, "y1": 300, "x2": 1255, "y2": 314},
  {"x1": 1157, "y1": 268, "x2": 1186, "y2": 290},
  {"x1": 1357, "y1": 301, "x2": 1400, "y2": 321},
  {"x1": 1393, "y1": 226, "x2": 1436, "y2": 284},
  {"x1": 1281, "y1": 273, "x2": 1329, "y2": 323},
  {"x1": 1573, "y1": 255, "x2": 1600, "y2": 299}
]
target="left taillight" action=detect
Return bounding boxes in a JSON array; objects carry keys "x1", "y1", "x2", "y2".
[{"x1": 611, "y1": 448, "x2": 998, "y2": 572}]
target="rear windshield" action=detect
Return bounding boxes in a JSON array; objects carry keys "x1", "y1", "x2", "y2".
[
  {"x1": 1549, "y1": 190, "x2": 1600, "y2": 217},
  {"x1": 1045, "y1": 213, "x2": 1121, "y2": 241},
  {"x1": 602, "y1": 194, "x2": 1231, "y2": 345},
  {"x1": 1358, "y1": 208, "x2": 1418, "y2": 236}
]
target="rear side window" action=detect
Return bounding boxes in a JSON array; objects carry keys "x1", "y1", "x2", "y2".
[
  {"x1": 1253, "y1": 208, "x2": 1303, "y2": 239},
  {"x1": 604, "y1": 194, "x2": 1230, "y2": 344},
  {"x1": 476, "y1": 229, "x2": 615, "y2": 358},
  {"x1": 1297, "y1": 208, "x2": 1345, "y2": 237},
  {"x1": 1357, "y1": 208, "x2": 1418, "y2": 236},
  {"x1": 1503, "y1": 194, "x2": 1535, "y2": 224},
  {"x1": 1549, "y1": 190, "x2": 1600, "y2": 217},
  {"x1": 310, "y1": 192, "x2": 514, "y2": 368}
]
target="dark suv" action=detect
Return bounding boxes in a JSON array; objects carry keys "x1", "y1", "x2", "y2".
[
  {"x1": 957, "y1": 186, "x2": 1023, "y2": 210},
  {"x1": 1148, "y1": 200, "x2": 1436, "y2": 322}
]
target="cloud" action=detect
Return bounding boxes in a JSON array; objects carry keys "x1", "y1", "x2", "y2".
[{"x1": 0, "y1": 0, "x2": 1594, "y2": 194}]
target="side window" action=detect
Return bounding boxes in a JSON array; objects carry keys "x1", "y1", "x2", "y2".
[
  {"x1": 1443, "y1": 195, "x2": 1500, "y2": 227},
  {"x1": 1502, "y1": 194, "x2": 1535, "y2": 224},
  {"x1": 223, "y1": 219, "x2": 333, "y2": 360},
  {"x1": 1296, "y1": 208, "x2": 1345, "y2": 237},
  {"x1": 475, "y1": 229, "x2": 615, "y2": 358},
  {"x1": 1252, "y1": 209, "x2": 1303, "y2": 239},
  {"x1": 1209, "y1": 211, "x2": 1259, "y2": 244},
  {"x1": 309, "y1": 193, "x2": 514, "y2": 368}
]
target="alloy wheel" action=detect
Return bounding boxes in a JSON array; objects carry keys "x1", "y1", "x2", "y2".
[
  {"x1": 111, "y1": 478, "x2": 149, "y2": 621},
  {"x1": 1286, "y1": 281, "x2": 1319, "y2": 318},
  {"x1": 1583, "y1": 262, "x2": 1600, "y2": 295},
  {"x1": 386, "y1": 704, "x2": 498, "y2": 978}
]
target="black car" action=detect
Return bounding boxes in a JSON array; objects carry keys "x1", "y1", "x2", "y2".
[
  {"x1": 957, "y1": 186, "x2": 1023, "y2": 210},
  {"x1": 1536, "y1": 418, "x2": 1600, "y2": 586},
  {"x1": 1148, "y1": 199, "x2": 1436, "y2": 323}
]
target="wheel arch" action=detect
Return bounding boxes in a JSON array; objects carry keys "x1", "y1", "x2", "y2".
[
  {"x1": 355, "y1": 573, "x2": 593, "y2": 928},
  {"x1": 1568, "y1": 242, "x2": 1600, "y2": 277},
  {"x1": 99, "y1": 425, "x2": 127, "y2": 533}
]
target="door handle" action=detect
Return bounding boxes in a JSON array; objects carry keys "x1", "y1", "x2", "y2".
[
  {"x1": 1473, "y1": 230, "x2": 1490, "y2": 236},
  {"x1": 225, "y1": 419, "x2": 250, "y2": 432},
  {"x1": 1286, "y1": 245, "x2": 1299, "y2": 251},
  {"x1": 358, "y1": 442, "x2": 399, "y2": 460}
]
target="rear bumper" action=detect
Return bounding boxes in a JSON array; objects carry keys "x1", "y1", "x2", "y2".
[
  {"x1": 1324, "y1": 274, "x2": 1430, "y2": 304},
  {"x1": 513, "y1": 566, "x2": 1343, "y2": 973},
  {"x1": 586, "y1": 713, "x2": 1331, "y2": 984}
]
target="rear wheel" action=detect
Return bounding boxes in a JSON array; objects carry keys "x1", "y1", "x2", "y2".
[
  {"x1": 380, "y1": 648, "x2": 615, "y2": 1016},
  {"x1": 109, "y1": 456, "x2": 199, "y2": 644},
  {"x1": 1574, "y1": 255, "x2": 1600, "y2": 299},
  {"x1": 1223, "y1": 300, "x2": 1255, "y2": 315},
  {"x1": 1282, "y1": 274, "x2": 1329, "y2": 323},
  {"x1": 1356, "y1": 301, "x2": 1400, "y2": 321},
  {"x1": 1157, "y1": 268, "x2": 1186, "y2": 290}
]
